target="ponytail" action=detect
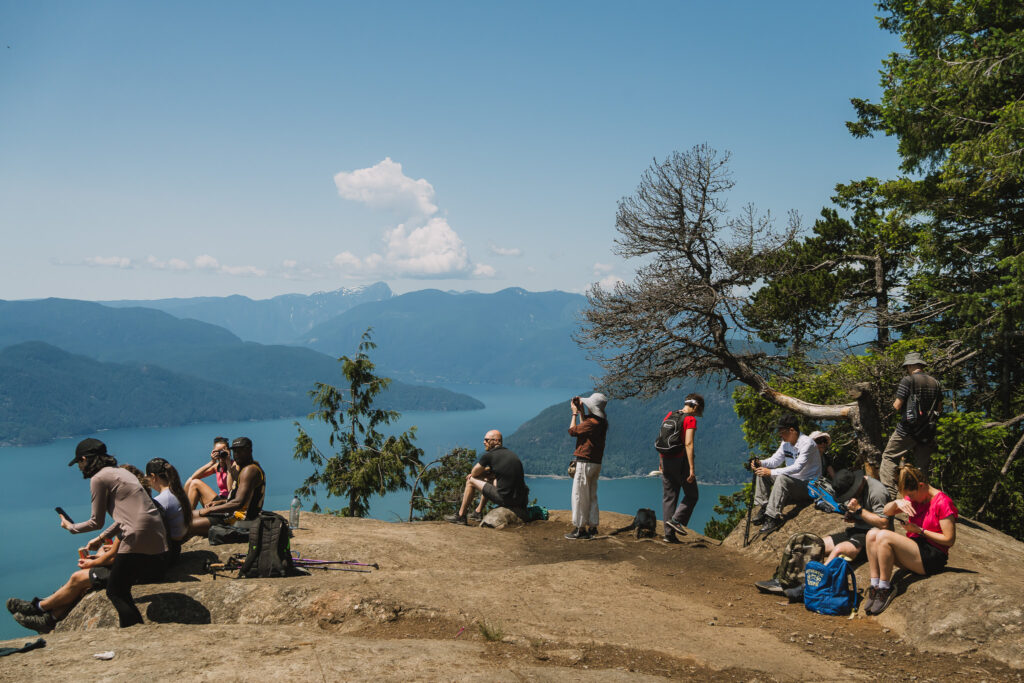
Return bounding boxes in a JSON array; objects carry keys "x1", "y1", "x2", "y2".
[
  {"x1": 146, "y1": 458, "x2": 193, "y2": 528},
  {"x1": 897, "y1": 465, "x2": 928, "y2": 497}
]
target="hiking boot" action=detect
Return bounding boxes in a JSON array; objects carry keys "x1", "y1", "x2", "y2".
[
  {"x1": 665, "y1": 519, "x2": 688, "y2": 536},
  {"x1": 662, "y1": 535, "x2": 681, "y2": 544},
  {"x1": 14, "y1": 611, "x2": 56, "y2": 634},
  {"x1": 586, "y1": 527, "x2": 598, "y2": 538},
  {"x1": 445, "y1": 513, "x2": 468, "y2": 526},
  {"x1": 868, "y1": 586, "x2": 895, "y2": 615},
  {"x1": 564, "y1": 527, "x2": 587, "y2": 540},
  {"x1": 759, "y1": 516, "x2": 783, "y2": 535},
  {"x1": 750, "y1": 506, "x2": 766, "y2": 526},
  {"x1": 861, "y1": 586, "x2": 879, "y2": 614},
  {"x1": 6, "y1": 597, "x2": 42, "y2": 616},
  {"x1": 754, "y1": 579, "x2": 785, "y2": 595},
  {"x1": 468, "y1": 510, "x2": 484, "y2": 522}
]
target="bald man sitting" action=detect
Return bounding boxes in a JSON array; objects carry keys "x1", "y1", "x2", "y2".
[{"x1": 446, "y1": 430, "x2": 529, "y2": 525}]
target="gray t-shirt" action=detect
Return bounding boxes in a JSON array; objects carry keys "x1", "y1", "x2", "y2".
[
  {"x1": 852, "y1": 476, "x2": 890, "y2": 532},
  {"x1": 69, "y1": 467, "x2": 168, "y2": 555}
]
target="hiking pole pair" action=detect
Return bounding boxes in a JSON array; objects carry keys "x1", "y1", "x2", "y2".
[{"x1": 742, "y1": 457, "x2": 757, "y2": 548}]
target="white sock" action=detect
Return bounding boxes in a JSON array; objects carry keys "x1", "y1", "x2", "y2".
[
  {"x1": 870, "y1": 578, "x2": 879, "y2": 588},
  {"x1": 879, "y1": 580, "x2": 891, "y2": 590}
]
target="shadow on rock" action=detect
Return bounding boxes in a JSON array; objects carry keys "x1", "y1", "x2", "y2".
[
  {"x1": 138, "y1": 592, "x2": 211, "y2": 625},
  {"x1": 164, "y1": 550, "x2": 222, "y2": 583}
]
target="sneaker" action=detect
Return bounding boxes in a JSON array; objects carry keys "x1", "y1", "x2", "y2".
[
  {"x1": 665, "y1": 520, "x2": 688, "y2": 536},
  {"x1": 868, "y1": 586, "x2": 895, "y2": 615},
  {"x1": 759, "y1": 516, "x2": 783, "y2": 535},
  {"x1": 14, "y1": 611, "x2": 56, "y2": 634},
  {"x1": 444, "y1": 513, "x2": 468, "y2": 526},
  {"x1": 6, "y1": 597, "x2": 42, "y2": 616},
  {"x1": 586, "y1": 527, "x2": 598, "y2": 538},
  {"x1": 662, "y1": 535, "x2": 681, "y2": 544},
  {"x1": 754, "y1": 579, "x2": 785, "y2": 595},
  {"x1": 750, "y1": 506, "x2": 766, "y2": 526},
  {"x1": 860, "y1": 586, "x2": 879, "y2": 614},
  {"x1": 468, "y1": 510, "x2": 484, "y2": 522},
  {"x1": 564, "y1": 528, "x2": 587, "y2": 540}
]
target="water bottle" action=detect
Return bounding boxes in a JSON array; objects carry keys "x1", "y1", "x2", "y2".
[{"x1": 289, "y1": 496, "x2": 302, "y2": 529}]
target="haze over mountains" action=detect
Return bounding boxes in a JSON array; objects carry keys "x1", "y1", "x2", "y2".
[{"x1": 2, "y1": 286, "x2": 747, "y2": 483}]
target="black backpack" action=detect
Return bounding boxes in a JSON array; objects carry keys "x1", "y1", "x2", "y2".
[
  {"x1": 654, "y1": 410, "x2": 687, "y2": 455},
  {"x1": 238, "y1": 512, "x2": 300, "y2": 578},
  {"x1": 903, "y1": 373, "x2": 941, "y2": 444}
]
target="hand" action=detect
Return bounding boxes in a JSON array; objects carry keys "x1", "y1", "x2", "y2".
[
  {"x1": 754, "y1": 467, "x2": 771, "y2": 477},
  {"x1": 846, "y1": 498, "x2": 861, "y2": 514},
  {"x1": 86, "y1": 536, "x2": 105, "y2": 552},
  {"x1": 78, "y1": 556, "x2": 98, "y2": 569},
  {"x1": 902, "y1": 519, "x2": 922, "y2": 534},
  {"x1": 686, "y1": 472, "x2": 696, "y2": 484},
  {"x1": 59, "y1": 515, "x2": 73, "y2": 531},
  {"x1": 895, "y1": 498, "x2": 915, "y2": 517}
]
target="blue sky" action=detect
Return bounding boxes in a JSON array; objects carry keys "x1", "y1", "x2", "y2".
[{"x1": 0, "y1": 1, "x2": 901, "y2": 301}]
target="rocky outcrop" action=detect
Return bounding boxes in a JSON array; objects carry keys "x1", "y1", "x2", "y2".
[{"x1": 723, "y1": 501, "x2": 1024, "y2": 668}]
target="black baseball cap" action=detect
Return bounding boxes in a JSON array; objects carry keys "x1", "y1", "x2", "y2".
[
  {"x1": 69, "y1": 438, "x2": 108, "y2": 466},
  {"x1": 229, "y1": 437, "x2": 252, "y2": 450},
  {"x1": 775, "y1": 414, "x2": 800, "y2": 431},
  {"x1": 833, "y1": 468, "x2": 866, "y2": 504}
]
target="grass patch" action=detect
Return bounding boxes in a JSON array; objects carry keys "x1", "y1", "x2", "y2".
[{"x1": 478, "y1": 621, "x2": 504, "y2": 642}]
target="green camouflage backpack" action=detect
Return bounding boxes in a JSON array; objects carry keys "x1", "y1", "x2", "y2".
[{"x1": 773, "y1": 532, "x2": 825, "y2": 589}]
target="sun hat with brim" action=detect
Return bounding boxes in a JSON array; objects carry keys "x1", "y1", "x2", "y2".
[
  {"x1": 69, "y1": 438, "x2": 109, "y2": 466},
  {"x1": 902, "y1": 352, "x2": 927, "y2": 367},
  {"x1": 832, "y1": 468, "x2": 866, "y2": 504},
  {"x1": 580, "y1": 392, "x2": 608, "y2": 418},
  {"x1": 808, "y1": 430, "x2": 831, "y2": 444}
]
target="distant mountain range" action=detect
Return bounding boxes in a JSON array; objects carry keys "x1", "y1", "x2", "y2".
[
  {"x1": 103, "y1": 282, "x2": 393, "y2": 345},
  {"x1": 506, "y1": 385, "x2": 749, "y2": 483},
  {"x1": 0, "y1": 298, "x2": 483, "y2": 445}
]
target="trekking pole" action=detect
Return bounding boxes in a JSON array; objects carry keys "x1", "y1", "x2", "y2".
[
  {"x1": 298, "y1": 564, "x2": 372, "y2": 573},
  {"x1": 295, "y1": 559, "x2": 380, "y2": 569},
  {"x1": 742, "y1": 460, "x2": 756, "y2": 548}
]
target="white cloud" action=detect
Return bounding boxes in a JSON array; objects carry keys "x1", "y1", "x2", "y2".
[
  {"x1": 331, "y1": 158, "x2": 494, "y2": 279},
  {"x1": 490, "y1": 244, "x2": 522, "y2": 257},
  {"x1": 84, "y1": 256, "x2": 133, "y2": 268},
  {"x1": 281, "y1": 259, "x2": 298, "y2": 269},
  {"x1": 168, "y1": 258, "x2": 190, "y2": 271},
  {"x1": 194, "y1": 254, "x2": 220, "y2": 270},
  {"x1": 597, "y1": 274, "x2": 625, "y2": 291},
  {"x1": 593, "y1": 262, "x2": 614, "y2": 275},
  {"x1": 220, "y1": 264, "x2": 267, "y2": 277},
  {"x1": 333, "y1": 157, "x2": 438, "y2": 219}
]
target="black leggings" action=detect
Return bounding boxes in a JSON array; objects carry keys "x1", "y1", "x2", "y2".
[
  {"x1": 106, "y1": 553, "x2": 166, "y2": 627},
  {"x1": 662, "y1": 456, "x2": 699, "y2": 528}
]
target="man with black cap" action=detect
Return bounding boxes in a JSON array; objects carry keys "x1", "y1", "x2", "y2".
[
  {"x1": 823, "y1": 468, "x2": 891, "y2": 563},
  {"x1": 878, "y1": 352, "x2": 943, "y2": 499},
  {"x1": 190, "y1": 436, "x2": 266, "y2": 537},
  {"x1": 751, "y1": 414, "x2": 822, "y2": 535}
]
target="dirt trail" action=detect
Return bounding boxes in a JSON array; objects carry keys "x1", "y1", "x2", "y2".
[{"x1": 2, "y1": 510, "x2": 1021, "y2": 681}]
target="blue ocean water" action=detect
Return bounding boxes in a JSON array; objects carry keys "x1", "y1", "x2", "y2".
[{"x1": 0, "y1": 384, "x2": 740, "y2": 640}]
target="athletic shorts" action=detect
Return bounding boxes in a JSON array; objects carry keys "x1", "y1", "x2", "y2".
[
  {"x1": 912, "y1": 537, "x2": 949, "y2": 575},
  {"x1": 89, "y1": 567, "x2": 111, "y2": 590},
  {"x1": 481, "y1": 483, "x2": 513, "y2": 508},
  {"x1": 828, "y1": 528, "x2": 868, "y2": 552}
]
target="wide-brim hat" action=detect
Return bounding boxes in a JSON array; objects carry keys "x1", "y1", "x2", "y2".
[
  {"x1": 69, "y1": 438, "x2": 108, "y2": 466},
  {"x1": 832, "y1": 468, "x2": 865, "y2": 504},
  {"x1": 902, "y1": 352, "x2": 927, "y2": 367},
  {"x1": 580, "y1": 392, "x2": 608, "y2": 418},
  {"x1": 808, "y1": 430, "x2": 831, "y2": 444}
]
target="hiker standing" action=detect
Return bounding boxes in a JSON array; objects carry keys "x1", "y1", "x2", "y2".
[
  {"x1": 62, "y1": 439, "x2": 168, "y2": 628},
  {"x1": 877, "y1": 352, "x2": 943, "y2": 500},
  {"x1": 657, "y1": 393, "x2": 704, "y2": 542},
  {"x1": 565, "y1": 393, "x2": 608, "y2": 540}
]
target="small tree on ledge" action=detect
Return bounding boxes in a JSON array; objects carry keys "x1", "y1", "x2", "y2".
[{"x1": 293, "y1": 328, "x2": 423, "y2": 516}]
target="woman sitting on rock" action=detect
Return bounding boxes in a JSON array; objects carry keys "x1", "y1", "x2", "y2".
[
  {"x1": 146, "y1": 457, "x2": 193, "y2": 566},
  {"x1": 862, "y1": 465, "x2": 957, "y2": 616}
]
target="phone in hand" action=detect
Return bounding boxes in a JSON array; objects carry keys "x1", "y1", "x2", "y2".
[{"x1": 55, "y1": 506, "x2": 74, "y2": 524}]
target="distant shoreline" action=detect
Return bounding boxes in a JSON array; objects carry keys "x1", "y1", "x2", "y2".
[{"x1": 525, "y1": 473, "x2": 744, "y2": 486}]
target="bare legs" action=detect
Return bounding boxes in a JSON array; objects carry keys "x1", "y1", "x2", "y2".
[
  {"x1": 38, "y1": 569, "x2": 92, "y2": 621},
  {"x1": 185, "y1": 479, "x2": 219, "y2": 509},
  {"x1": 865, "y1": 528, "x2": 926, "y2": 581}
]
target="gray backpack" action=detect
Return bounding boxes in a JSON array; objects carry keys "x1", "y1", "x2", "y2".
[{"x1": 773, "y1": 532, "x2": 825, "y2": 589}]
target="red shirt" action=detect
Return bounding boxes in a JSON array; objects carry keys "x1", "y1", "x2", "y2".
[{"x1": 907, "y1": 490, "x2": 958, "y2": 554}]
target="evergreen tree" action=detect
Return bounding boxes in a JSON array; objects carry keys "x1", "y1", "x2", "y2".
[{"x1": 293, "y1": 329, "x2": 423, "y2": 516}]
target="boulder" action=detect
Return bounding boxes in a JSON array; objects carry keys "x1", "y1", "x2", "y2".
[{"x1": 479, "y1": 507, "x2": 523, "y2": 529}]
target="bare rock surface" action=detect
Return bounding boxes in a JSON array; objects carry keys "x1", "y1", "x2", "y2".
[
  {"x1": 3, "y1": 510, "x2": 1022, "y2": 681},
  {"x1": 723, "y1": 501, "x2": 1024, "y2": 669}
]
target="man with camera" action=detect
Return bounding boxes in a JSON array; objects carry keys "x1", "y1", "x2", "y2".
[
  {"x1": 823, "y1": 468, "x2": 892, "y2": 563},
  {"x1": 751, "y1": 414, "x2": 822, "y2": 535}
]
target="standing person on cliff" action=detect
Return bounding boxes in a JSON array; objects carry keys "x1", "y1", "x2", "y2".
[
  {"x1": 61, "y1": 438, "x2": 168, "y2": 628},
  {"x1": 877, "y1": 352, "x2": 944, "y2": 500},
  {"x1": 656, "y1": 393, "x2": 704, "y2": 543},
  {"x1": 565, "y1": 392, "x2": 608, "y2": 540}
]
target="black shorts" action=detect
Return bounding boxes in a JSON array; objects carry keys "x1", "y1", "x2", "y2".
[
  {"x1": 828, "y1": 528, "x2": 867, "y2": 552},
  {"x1": 912, "y1": 537, "x2": 949, "y2": 575},
  {"x1": 481, "y1": 483, "x2": 526, "y2": 513},
  {"x1": 89, "y1": 566, "x2": 111, "y2": 590}
]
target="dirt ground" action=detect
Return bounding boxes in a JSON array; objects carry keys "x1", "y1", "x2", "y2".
[{"x1": 2, "y1": 510, "x2": 1021, "y2": 681}]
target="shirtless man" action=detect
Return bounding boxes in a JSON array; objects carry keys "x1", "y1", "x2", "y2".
[{"x1": 190, "y1": 437, "x2": 266, "y2": 537}]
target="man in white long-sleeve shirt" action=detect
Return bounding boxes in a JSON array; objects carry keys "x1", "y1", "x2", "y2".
[{"x1": 750, "y1": 413, "x2": 822, "y2": 535}]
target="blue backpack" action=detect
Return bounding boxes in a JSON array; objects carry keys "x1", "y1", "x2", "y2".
[
  {"x1": 803, "y1": 556, "x2": 858, "y2": 615},
  {"x1": 807, "y1": 478, "x2": 846, "y2": 515}
]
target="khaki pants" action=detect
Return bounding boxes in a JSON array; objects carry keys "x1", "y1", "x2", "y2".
[{"x1": 879, "y1": 431, "x2": 936, "y2": 499}]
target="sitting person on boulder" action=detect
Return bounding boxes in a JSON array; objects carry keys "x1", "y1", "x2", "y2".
[
  {"x1": 809, "y1": 431, "x2": 836, "y2": 479},
  {"x1": 446, "y1": 430, "x2": 528, "y2": 525},
  {"x1": 6, "y1": 538, "x2": 123, "y2": 634},
  {"x1": 751, "y1": 414, "x2": 822, "y2": 535},
  {"x1": 146, "y1": 457, "x2": 192, "y2": 565},
  {"x1": 190, "y1": 437, "x2": 266, "y2": 538},
  {"x1": 862, "y1": 465, "x2": 957, "y2": 616},
  {"x1": 184, "y1": 436, "x2": 234, "y2": 510},
  {"x1": 823, "y1": 468, "x2": 891, "y2": 563}
]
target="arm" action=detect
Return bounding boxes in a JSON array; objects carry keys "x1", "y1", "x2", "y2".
[
  {"x1": 569, "y1": 418, "x2": 594, "y2": 437},
  {"x1": 844, "y1": 498, "x2": 889, "y2": 529},
  {"x1": 758, "y1": 443, "x2": 786, "y2": 470},
  {"x1": 467, "y1": 462, "x2": 488, "y2": 480},
  {"x1": 185, "y1": 460, "x2": 217, "y2": 486},
  {"x1": 65, "y1": 474, "x2": 110, "y2": 534},
  {"x1": 78, "y1": 537, "x2": 121, "y2": 569},
  {"x1": 904, "y1": 515, "x2": 956, "y2": 547},
  {"x1": 199, "y1": 466, "x2": 256, "y2": 516},
  {"x1": 684, "y1": 428, "x2": 696, "y2": 483}
]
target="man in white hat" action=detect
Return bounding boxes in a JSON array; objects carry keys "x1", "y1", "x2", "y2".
[{"x1": 878, "y1": 352, "x2": 943, "y2": 499}]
